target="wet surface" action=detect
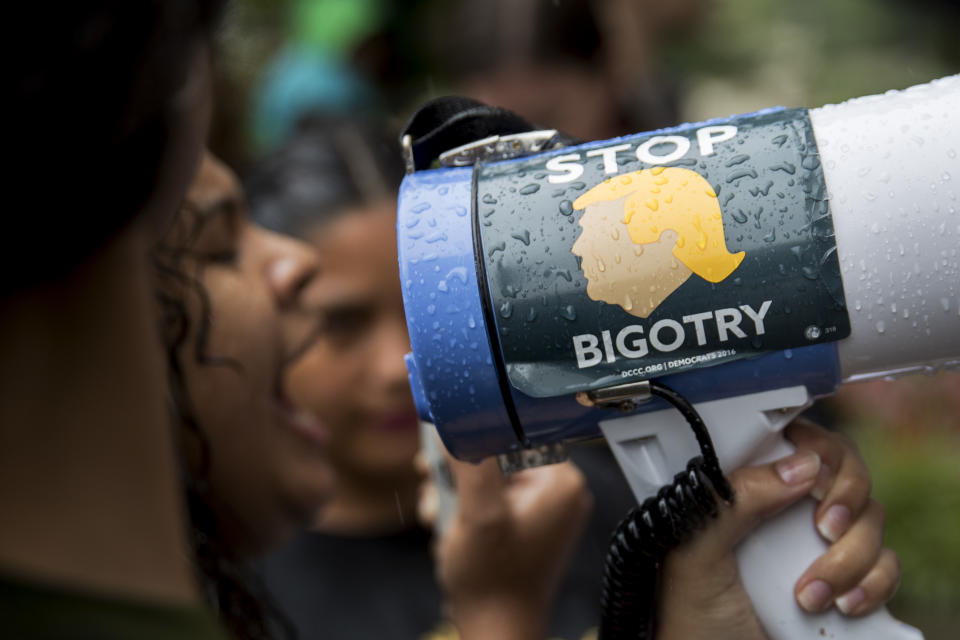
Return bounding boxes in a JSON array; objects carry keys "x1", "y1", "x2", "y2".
[{"x1": 476, "y1": 108, "x2": 851, "y2": 397}]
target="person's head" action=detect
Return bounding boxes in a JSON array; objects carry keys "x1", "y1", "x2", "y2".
[
  {"x1": 571, "y1": 167, "x2": 744, "y2": 317},
  {"x1": 6, "y1": 2, "x2": 225, "y2": 295},
  {"x1": 245, "y1": 117, "x2": 417, "y2": 490},
  {"x1": 156, "y1": 151, "x2": 333, "y2": 559}
]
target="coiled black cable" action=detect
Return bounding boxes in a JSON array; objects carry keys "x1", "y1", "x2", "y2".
[{"x1": 599, "y1": 381, "x2": 735, "y2": 640}]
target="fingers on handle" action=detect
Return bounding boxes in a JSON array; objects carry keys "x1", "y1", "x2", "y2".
[
  {"x1": 785, "y1": 418, "x2": 872, "y2": 541},
  {"x1": 836, "y1": 548, "x2": 901, "y2": 617},
  {"x1": 795, "y1": 499, "x2": 886, "y2": 613},
  {"x1": 709, "y1": 450, "x2": 822, "y2": 551}
]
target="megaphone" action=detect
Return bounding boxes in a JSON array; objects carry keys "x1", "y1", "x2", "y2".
[{"x1": 399, "y1": 76, "x2": 958, "y2": 639}]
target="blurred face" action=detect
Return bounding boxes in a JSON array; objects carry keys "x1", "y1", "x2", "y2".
[
  {"x1": 286, "y1": 202, "x2": 419, "y2": 484},
  {"x1": 163, "y1": 152, "x2": 333, "y2": 554}
]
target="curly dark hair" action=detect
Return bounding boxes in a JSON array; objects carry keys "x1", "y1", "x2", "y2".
[
  {"x1": 5, "y1": 1, "x2": 226, "y2": 294},
  {"x1": 152, "y1": 203, "x2": 296, "y2": 640}
]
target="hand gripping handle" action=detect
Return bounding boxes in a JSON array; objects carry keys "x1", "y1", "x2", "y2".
[{"x1": 599, "y1": 386, "x2": 923, "y2": 640}]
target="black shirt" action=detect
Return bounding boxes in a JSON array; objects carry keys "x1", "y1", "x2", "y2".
[{"x1": 261, "y1": 442, "x2": 636, "y2": 640}]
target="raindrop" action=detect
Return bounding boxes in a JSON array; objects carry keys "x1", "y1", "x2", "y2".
[
  {"x1": 559, "y1": 200, "x2": 574, "y2": 215},
  {"x1": 875, "y1": 320, "x2": 886, "y2": 334},
  {"x1": 499, "y1": 301, "x2": 513, "y2": 319},
  {"x1": 487, "y1": 241, "x2": 506, "y2": 257},
  {"x1": 511, "y1": 230, "x2": 532, "y2": 246},
  {"x1": 412, "y1": 202, "x2": 431, "y2": 214},
  {"x1": 481, "y1": 194, "x2": 497, "y2": 205},
  {"x1": 749, "y1": 181, "x2": 774, "y2": 197},
  {"x1": 724, "y1": 154, "x2": 750, "y2": 167},
  {"x1": 559, "y1": 305, "x2": 577, "y2": 321},
  {"x1": 447, "y1": 267, "x2": 468, "y2": 284},
  {"x1": 519, "y1": 183, "x2": 541, "y2": 195},
  {"x1": 726, "y1": 168, "x2": 757, "y2": 184},
  {"x1": 769, "y1": 162, "x2": 797, "y2": 175}
]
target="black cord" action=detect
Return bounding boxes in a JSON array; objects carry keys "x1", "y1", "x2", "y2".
[{"x1": 599, "y1": 381, "x2": 734, "y2": 640}]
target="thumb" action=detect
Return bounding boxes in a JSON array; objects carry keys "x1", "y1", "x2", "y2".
[{"x1": 704, "y1": 449, "x2": 822, "y2": 555}]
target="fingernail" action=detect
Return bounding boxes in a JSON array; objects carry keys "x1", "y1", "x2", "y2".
[
  {"x1": 776, "y1": 451, "x2": 821, "y2": 485},
  {"x1": 836, "y1": 587, "x2": 866, "y2": 615},
  {"x1": 810, "y1": 463, "x2": 832, "y2": 501},
  {"x1": 268, "y1": 257, "x2": 297, "y2": 284},
  {"x1": 818, "y1": 504, "x2": 852, "y2": 543},
  {"x1": 798, "y1": 579, "x2": 832, "y2": 612},
  {"x1": 418, "y1": 487, "x2": 438, "y2": 525}
]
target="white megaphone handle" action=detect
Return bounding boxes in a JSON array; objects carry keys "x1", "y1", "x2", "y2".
[{"x1": 599, "y1": 387, "x2": 923, "y2": 640}]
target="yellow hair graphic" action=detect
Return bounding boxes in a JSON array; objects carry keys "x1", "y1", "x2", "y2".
[{"x1": 573, "y1": 167, "x2": 744, "y2": 283}]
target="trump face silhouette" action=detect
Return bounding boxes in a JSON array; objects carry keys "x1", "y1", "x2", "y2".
[{"x1": 571, "y1": 167, "x2": 745, "y2": 318}]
